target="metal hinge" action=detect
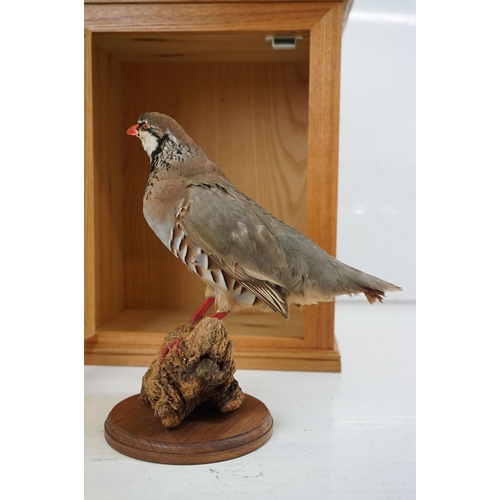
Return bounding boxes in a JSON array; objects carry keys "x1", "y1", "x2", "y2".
[{"x1": 265, "y1": 35, "x2": 303, "y2": 50}]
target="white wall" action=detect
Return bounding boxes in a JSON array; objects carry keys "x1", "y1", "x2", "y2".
[{"x1": 336, "y1": 0, "x2": 416, "y2": 302}]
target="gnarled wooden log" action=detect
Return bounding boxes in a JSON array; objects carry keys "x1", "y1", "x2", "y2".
[{"x1": 141, "y1": 318, "x2": 245, "y2": 428}]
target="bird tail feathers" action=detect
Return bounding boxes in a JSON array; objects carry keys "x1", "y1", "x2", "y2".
[{"x1": 355, "y1": 274, "x2": 402, "y2": 304}]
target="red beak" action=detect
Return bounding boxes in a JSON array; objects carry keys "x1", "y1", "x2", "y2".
[{"x1": 126, "y1": 124, "x2": 139, "y2": 136}]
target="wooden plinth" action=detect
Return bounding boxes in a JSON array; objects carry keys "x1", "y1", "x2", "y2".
[{"x1": 104, "y1": 394, "x2": 273, "y2": 465}]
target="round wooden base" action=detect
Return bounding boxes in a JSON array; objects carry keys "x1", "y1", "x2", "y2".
[{"x1": 104, "y1": 394, "x2": 273, "y2": 465}]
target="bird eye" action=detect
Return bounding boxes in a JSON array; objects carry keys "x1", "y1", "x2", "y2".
[{"x1": 139, "y1": 122, "x2": 150, "y2": 131}]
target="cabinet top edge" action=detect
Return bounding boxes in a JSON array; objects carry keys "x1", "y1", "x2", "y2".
[{"x1": 84, "y1": 0, "x2": 346, "y2": 4}]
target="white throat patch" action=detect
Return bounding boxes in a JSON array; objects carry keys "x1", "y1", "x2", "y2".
[{"x1": 139, "y1": 132, "x2": 160, "y2": 157}]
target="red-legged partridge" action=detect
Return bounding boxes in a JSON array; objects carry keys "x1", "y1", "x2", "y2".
[{"x1": 127, "y1": 112, "x2": 401, "y2": 326}]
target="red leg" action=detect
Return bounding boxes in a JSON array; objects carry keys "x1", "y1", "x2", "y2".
[
  {"x1": 188, "y1": 297, "x2": 215, "y2": 323},
  {"x1": 159, "y1": 298, "x2": 219, "y2": 363},
  {"x1": 211, "y1": 311, "x2": 228, "y2": 320},
  {"x1": 159, "y1": 337, "x2": 183, "y2": 363}
]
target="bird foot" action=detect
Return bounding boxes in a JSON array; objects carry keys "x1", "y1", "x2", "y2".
[{"x1": 159, "y1": 337, "x2": 183, "y2": 363}]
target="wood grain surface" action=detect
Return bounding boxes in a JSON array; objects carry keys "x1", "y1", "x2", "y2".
[
  {"x1": 85, "y1": 2, "x2": 343, "y2": 371},
  {"x1": 91, "y1": 43, "x2": 125, "y2": 328},
  {"x1": 84, "y1": 29, "x2": 95, "y2": 339},
  {"x1": 105, "y1": 394, "x2": 273, "y2": 464},
  {"x1": 304, "y1": 3, "x2": 343, "y2": 350},
  {"x1": 120, "y1": 60, "x2": 309, "y2": 311},
  {"x1": 93, "y1": 32, "x2": 310, "y2": 63},
  {"x1": 86, "y1": 0, "x2": 342, "y2": 3},
  {"x1": 85, "y1": 2, "x2": 335, "y2": 32},
  {"x1": 84, "y1": 309, "x2": 340, "y2": 371}
]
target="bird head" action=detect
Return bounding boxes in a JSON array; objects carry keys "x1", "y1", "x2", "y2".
[{"x1": 126, "y1": 112, "x2": 195, "y2": 158}]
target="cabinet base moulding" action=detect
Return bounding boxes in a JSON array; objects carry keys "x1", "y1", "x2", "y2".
[{"x1": 85, "y1": 341, "x2": 341, "y2": 372}]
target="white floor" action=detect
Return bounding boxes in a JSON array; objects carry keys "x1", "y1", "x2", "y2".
[{"x1": 85, "y1": 302, "x2": 415, "y2": 499}]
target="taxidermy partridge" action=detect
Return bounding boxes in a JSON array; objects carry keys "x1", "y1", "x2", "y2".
[{"x1": 127, "y1": 112, "x2": 401, "y2": 333}]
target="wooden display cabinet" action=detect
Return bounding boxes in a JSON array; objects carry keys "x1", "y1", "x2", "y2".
[{"x1": 84, "y1": 0, "x2": 352, "y2": 371}]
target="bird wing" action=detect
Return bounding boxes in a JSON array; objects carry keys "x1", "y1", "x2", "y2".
[{"x1": 179, "y1": 180, "x2": 291, "y2": 318}]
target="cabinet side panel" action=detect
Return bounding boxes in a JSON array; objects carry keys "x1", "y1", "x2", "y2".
[
  {"x1": 305, "y1": 4, "x2": 343, "y2": 349},
  {"x1": 85, "y1": 29, "x2": 96, "y2": 339},
  {"x1": 92, "y1": 43, "x2": 125, "y2": 325}
]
